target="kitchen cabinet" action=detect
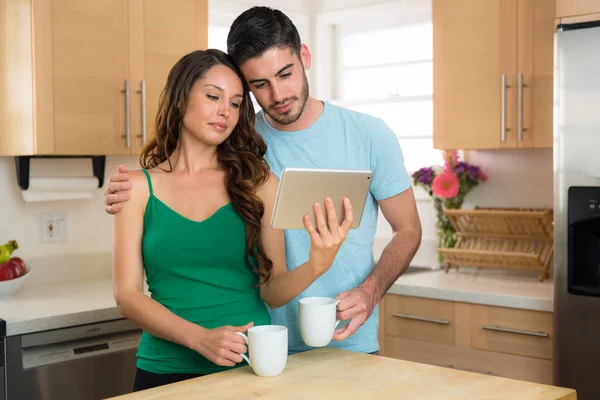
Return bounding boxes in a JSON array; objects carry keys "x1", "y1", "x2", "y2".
[
  {"x1": 557, "y1": 0, "x2": 600, "y2": 18},
  {"x1": 379, "y1": 294, "x2": 554, "y2": 385},
  {"x1": 432, "y1": 0, "x2": 555, "y2": 150},
  {"x1": 0, "y1": 0, "x2": 207, "y2": 157}
]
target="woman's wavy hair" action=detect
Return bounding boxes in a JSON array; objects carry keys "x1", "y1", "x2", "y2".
[{"x1": 139, "y1": 49, "x2": 272, "y2": 285}]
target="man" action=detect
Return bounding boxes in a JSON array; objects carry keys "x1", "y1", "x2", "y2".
[{"x1": 104, "y1": 6, "x2": 422, "y2": 356}]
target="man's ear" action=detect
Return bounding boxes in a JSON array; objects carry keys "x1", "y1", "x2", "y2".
[{"x1": 299, "y1": 43, "x2": 311, "y2": 70}]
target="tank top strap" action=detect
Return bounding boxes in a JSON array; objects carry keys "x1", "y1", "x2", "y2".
[{"x1": 141, "y1": 168, "x2": 154, "y2": 197}]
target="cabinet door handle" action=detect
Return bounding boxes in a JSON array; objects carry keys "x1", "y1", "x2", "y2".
[
  {"x1": 136, "y1": 80, "x2": 147, "y2": 145},
  {"x1": 121, "y1": 79, "x2": 131, "y2": 148},
  {"x1": 517, "y1": 73, "x2": 527, "y2": 141},
  {"x1": 392, "y1": 313, "x2": 450, "y2": 325},
  {"x1": 501, "y1": 75, "x2": 511, "y2": 142},
  {"x1": 444, "y1": 365, "x2": 497, "y2": 376},
  {"x1": 481, "y1": 325, "x2": 549, "y2": 338}
]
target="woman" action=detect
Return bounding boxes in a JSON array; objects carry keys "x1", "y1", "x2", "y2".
[{"x1": 112, "y1": 49, "x2": 353, "y2": 392}]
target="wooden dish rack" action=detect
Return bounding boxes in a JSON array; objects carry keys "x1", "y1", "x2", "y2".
[{"x1": 437, "y1": 207, "x2": 554, "y2": 281}]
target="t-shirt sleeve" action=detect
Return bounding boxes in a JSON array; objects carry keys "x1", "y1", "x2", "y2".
[{"x1": 369, "y1": 118, "x2": 411, "y2": 201}]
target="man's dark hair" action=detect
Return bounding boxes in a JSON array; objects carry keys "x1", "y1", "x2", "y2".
[{"x1": 227, "y1": 6, "x2": 302, "y2": 65}]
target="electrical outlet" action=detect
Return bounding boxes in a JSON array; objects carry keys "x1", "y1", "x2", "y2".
[{"x1": 42, "y1": 213, "x2": 68, "y2": 243}]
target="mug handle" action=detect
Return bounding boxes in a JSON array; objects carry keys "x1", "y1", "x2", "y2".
[
  {"x1": 234, "y1": 332, "x2": 251, "y2": 366},
  {"x1": 334, "y1": 299, "x2": 341, "y2": 329}
]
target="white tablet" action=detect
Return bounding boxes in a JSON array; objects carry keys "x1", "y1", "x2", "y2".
[{"x1": 270, "y1": 168, "x2": 373, "y2": 230}]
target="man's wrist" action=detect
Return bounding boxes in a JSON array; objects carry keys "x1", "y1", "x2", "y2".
[{"x1": 359, "y1": 276, "x2": 382, "y2": 307}]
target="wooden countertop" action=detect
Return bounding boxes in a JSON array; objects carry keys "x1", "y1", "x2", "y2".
[{"x1": 108, "y1": 348, "x2": 576, "y2": 400}]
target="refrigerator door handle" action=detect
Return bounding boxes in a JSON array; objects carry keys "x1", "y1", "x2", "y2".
[{"x1": 481, "y1": 324, "x2": 549, "y2": 338}]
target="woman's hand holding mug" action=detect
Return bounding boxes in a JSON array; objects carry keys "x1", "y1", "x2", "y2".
[{"x1": 190, "y1": 322, "x2": 253, "y2": 367}]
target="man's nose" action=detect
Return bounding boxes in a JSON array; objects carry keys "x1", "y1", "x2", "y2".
[{"x1": 271, "y1": 83, "x2": 284, "y2": 103}]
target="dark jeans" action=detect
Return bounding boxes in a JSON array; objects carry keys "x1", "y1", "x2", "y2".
[{"x1": 133, "y1": 367, "x2": 204, "y2": 392}]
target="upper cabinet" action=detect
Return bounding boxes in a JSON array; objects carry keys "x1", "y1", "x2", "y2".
[
  {"x1": 557, "y1": 0, "x2": 600, "y2": 18},
  {"x1": 0, "y1": 0, "x2": 207, "y2": 157},
  {"x1": 432, "y1": 0, "x2": 555, "y2": 150}
]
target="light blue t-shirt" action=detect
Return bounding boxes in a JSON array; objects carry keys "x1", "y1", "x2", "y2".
[{"x1": 256, "y1": 101, "x2": 411, "y2": 354}]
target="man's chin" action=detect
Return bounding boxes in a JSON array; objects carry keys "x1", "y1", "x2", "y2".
[{"x1": 266, "y1": 109, "x2": 301, "y2": 126}]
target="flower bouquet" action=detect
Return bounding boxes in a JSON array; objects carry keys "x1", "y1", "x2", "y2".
[{"x1": 411, "y1": 150, "x2": 488, "y2": 264}]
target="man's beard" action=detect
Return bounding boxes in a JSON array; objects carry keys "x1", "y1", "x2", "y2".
[{"x1": 263, "y1": 72, "x2": 309, "y2": 126}]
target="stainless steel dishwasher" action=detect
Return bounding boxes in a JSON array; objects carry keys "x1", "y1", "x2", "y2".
[{"x1": 1, "y1": 318, "x2": 141, "y2": 400}]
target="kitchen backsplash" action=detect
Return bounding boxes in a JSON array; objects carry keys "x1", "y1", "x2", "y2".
[
  {"x1": 0, "y1": 156, "x2": 140, "y2": 259},
  {"x1": 463, "y1": 149, "x2": 554, "y2": 209},
  {"x1": 0, "y1": 148, "x2": 553, "y2": 269}
]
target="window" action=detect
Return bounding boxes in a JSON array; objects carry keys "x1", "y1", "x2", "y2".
[
  {"x1": 208, "y1": 25, "x2": 229, "y2": 52},
  {"x1": 332, "y1": 23, "x2": 442, "y2": 173}
]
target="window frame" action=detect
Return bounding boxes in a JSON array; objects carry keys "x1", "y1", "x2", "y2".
[{"x1": 330, "y1": 18, "x2": 440, "y2": 179}]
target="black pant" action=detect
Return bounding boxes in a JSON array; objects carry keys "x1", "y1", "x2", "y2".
[{"x1": 133, "y1": 367, "x2": 204, "y2": 392}]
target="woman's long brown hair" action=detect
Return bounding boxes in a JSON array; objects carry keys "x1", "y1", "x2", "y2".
[{"x1": 139, "y1": 49, "x2": 273, "y2": 285}]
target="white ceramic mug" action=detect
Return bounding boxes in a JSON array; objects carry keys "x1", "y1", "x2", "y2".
[
  {"x1": 235, "y1": 325, "x2": 288, "y2": 377},
  {"x1": 299, "y1": 297, "x2": 341, "y2": 347}
]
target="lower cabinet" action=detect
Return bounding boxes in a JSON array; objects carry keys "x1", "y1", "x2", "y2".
[{"x1": 379, "y1": 295, "x2": 554, "y2": 384}]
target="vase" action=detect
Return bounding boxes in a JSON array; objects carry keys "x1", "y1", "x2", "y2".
[{"x1": 434, "y1": 197, "x2": 464, "y2": 265}]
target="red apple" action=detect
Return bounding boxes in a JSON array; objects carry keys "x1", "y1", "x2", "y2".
[
  {"x1": 0, "y1": 262, "x2": 20, "y2": 281},
  {"x1": 9, "y1": 257, "x2": 26, "y2": 276}
]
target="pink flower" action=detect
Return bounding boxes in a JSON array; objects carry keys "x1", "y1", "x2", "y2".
[
  {"x1": 479, "y1": 171, "x2": 488, "y2": 182},
  {"x1": 432, "y1": 172, "x2": 460, "y2": 199},
  {"x1": 443, "y1": 150, "x2": 459, "y2": 172}
]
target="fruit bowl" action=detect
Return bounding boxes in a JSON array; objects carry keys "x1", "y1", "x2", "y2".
[{"x1": 0, "y1": 266, "x2": 31, "y2": 298}]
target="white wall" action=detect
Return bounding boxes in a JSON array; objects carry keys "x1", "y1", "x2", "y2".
[
  {"x1": 0, "y1": 156, "x2": 139, "y2": 258},
  {"x1": 463, "y1": 149, "x2": 554, "y2": 209}
]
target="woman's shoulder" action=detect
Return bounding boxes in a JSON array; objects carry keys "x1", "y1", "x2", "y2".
[
  {"x1": 127, "y1": 169, "x2": 152, "y2": 200},
  {"x1": 129, "y1": 169, "x2": 151, "y2": 185}
]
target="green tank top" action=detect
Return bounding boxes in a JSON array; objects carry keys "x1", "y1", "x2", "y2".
[{"x1": 136, "y1": 168, "x2": 271, "y2": 375}]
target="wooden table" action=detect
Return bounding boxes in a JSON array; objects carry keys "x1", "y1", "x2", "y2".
[{"x1": 108, "y1": 348, "x2": 576, "y2": 400}]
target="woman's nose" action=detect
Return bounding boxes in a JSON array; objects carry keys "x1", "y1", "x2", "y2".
[{"x1": 218, "y1": 102, "x2": 231, "y2": 118}]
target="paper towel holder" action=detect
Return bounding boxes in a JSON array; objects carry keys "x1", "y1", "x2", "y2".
[{"x1": 15, "y1": 155, "x2": 106, "y2": 190}]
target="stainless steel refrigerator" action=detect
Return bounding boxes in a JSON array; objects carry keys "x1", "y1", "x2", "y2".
[{"x1": 554, "y1": 20, "x2": 600, "y2": 400}]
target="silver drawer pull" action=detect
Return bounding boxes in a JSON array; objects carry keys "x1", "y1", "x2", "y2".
[
  {"x1": 392, "y1": 313, "x2": 450, "y2": 325},
  {"x1": 481, "y1": 325, "x2": 549, "y2": 338}
]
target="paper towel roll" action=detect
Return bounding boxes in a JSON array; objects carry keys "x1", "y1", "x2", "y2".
[{"x1": 21, "y1": 177, "x2": 100, "y2": 202}]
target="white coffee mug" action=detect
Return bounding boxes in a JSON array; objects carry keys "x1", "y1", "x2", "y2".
[
  {"x1": 235, "y1": 325, "x2": 288, "y2": 377},
  {"x1": 299, "y1": 297, "x2": 341, "y2": 347}
]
